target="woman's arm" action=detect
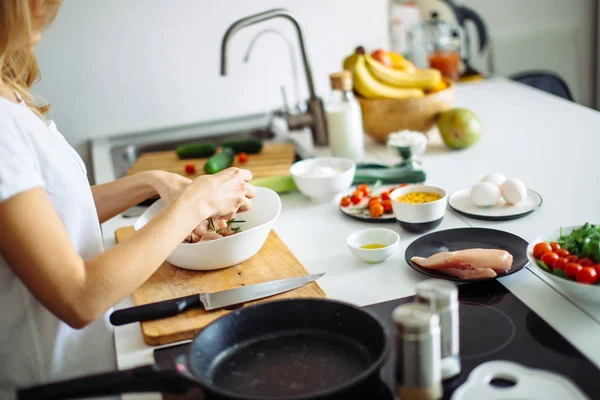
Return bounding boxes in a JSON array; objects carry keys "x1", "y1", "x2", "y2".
[
  {"x1": 0, "y1": 168, "x2": 254, "y2": 329},
  {"x1": 91, "y1": 171, "x2": 191, "y2": 223}
]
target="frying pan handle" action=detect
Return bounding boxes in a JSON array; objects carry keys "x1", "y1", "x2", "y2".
[{"x1": 17, "y1": 364, "x2": 198, "y2": 400}]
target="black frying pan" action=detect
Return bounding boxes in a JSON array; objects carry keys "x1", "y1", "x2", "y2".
[{"x1": 18, "y1": 298, "x2": 388, "y2": 400}]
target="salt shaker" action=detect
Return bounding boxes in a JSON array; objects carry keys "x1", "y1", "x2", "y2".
[
  {"x1": 415, "y1": 279, "x2": 460, "y2": 380},
  {"x1": 392, "y1": 303, "x2": 442, "y2": 400}
]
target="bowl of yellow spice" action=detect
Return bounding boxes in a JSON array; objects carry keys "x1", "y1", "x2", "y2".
[{"x1": 390, "y1": 185, "x2": 447, "y2": 233}]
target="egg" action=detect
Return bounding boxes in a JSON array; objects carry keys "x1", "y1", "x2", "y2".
[
  {"x1": 500, "y1": 179, "x2": 528, "y2": 205},
  {"x1": 470, "y1": 182, "x2": 502, "y2": 207},
  {"x1": 481, "y1": 172, "x2": 507, "y2": 187}
]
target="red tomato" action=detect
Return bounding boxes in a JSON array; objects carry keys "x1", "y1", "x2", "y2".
[
  {"x1": 550, "y1": 242, "x2": 561, "y2": 252},
  {"x1": 540, "y1": 252, "x2": 559, "y2": 268},
  {"x1": 566, "y1": 255, "x2": 579, "y2": 263},
  {"x1": 340, "y1": 196, "x2": 351, "y2": 207},
  {"x1": 368, "y1": 197, "x2": 380, "y2": 206},
  {"x1": 555, "y1": 249, "x2": 570, "y2": 258},
  {"x1": 369, "y1": 203, "x2": 384, "y2": 218},
  {"x1": 533, "y1": 242, "x2": 552, "y2": 259},
  {"x1": 237, "y1": 152, "x2": 249, "y2": 164},
  {"x1": 400, "y1": 183, "x2": 408, "y2": 187},
  {"x1": 579, "y1": 258, "x2": 594, "y2": 267},
  {"x1": 553, "y1": 257, "x2": 568, "y2": 271},
  {"x1": 350, "y1": 195, "x2": 362, "y2": 205},
  {"x1": 565, "y1": 263, "x2": 583, "y2": 278},
  {"x1": 358, "y1": 184, "x2": 370, "y2": 197},
  {"x1": 352, "y1": 190, "x2": 364, "y2": 200},
  {"x1": 382, "y1": 199, "x2": 393, "y2": 213},
  {"x1": 576, "y1": 267, "x2": 598, "y2": 285},
  {"x1": 595, "y1": 264, "x2": 600, "y2": 277},
  {"x1": 184, "y1": 164, "x2": 196, "y2": 174},
  {"x1": 381, "y1": 192, "x2": 391, "y2": 201}
]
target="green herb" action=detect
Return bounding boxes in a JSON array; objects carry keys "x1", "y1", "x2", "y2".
[
  {"x1": 208, "y1": 218, "x2": 215, "y2": 231},
  {"x1": 556, "y1": 222, "x2": 600, "y2": 263},
  {"x1": 553, "y1": 269, "x2": 568, "y2": 279},
  {"x1": 227, "y1": 219, "x2": 246, "y2": 225},
  {"x1": 536, "y1": 260, "x2": 551, "y2": 272}
]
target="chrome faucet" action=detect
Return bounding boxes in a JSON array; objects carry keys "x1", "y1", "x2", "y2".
[{"x1": 220, "y1": 8, "x2": 329, "y2": 146}]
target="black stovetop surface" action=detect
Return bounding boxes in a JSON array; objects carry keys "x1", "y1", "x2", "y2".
[{"x1": 155, "y1": 280, "x2": 600, "y2": 399}]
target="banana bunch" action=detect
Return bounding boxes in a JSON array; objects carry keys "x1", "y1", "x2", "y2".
[{"x1": 342, "y1": 47, "x2": 445, "y2": 100}]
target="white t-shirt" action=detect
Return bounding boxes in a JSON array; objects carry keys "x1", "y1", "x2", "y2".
[{"x1": 0, "y1": 97, "x2": 116, "y2": 399}]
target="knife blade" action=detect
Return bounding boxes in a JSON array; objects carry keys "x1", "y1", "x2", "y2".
[{"x1": 109, "y1": 273, "x2": 325, "y2": 326}]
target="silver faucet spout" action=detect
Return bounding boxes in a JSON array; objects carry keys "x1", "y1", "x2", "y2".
[{"x1": 220, "y1": 8, "x2": 317, "y2": 100}]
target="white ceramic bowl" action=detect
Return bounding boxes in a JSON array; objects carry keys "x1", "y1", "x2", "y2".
[
  {"x1": 346, "y1": 228, "x2": 400, "y2": 264},
  {"x1": 290, "y1": 157, "x2": 356, "y2": 203},
  {"x1": 527, "y1": 225, "x2": 600, "y2": 304},
  {"x1": 390, "y1": 185, "x2": 447, "y2": 233},
  {"x1": 134, "y1": 187, "x2": 281, "y2": 270}
]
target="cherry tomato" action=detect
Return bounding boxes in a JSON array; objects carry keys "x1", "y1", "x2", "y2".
[
  {"x1": 381, "y1": 192, "x2": 391, "y2": 201},
  {"x1": 550, "y1": 242, "x2": 561, "y2": 252},
  {"x1": 353, "y1": 190, "x2": 364, "y2": 200},
  {"x1": 540, "y1": 252, "x2": 559, "y2": 269},
  {"x1": 382, "y1": 199, "x2": 393, "y2": 213},
  {"x1": 579, "y1": 258, "x2": 594, "y2": 267},
  {"x1": 565, "y1": 263, "x2": 583, "y2": 278},
  {"x1": 566, "y1": 255, "x2": 579, "y2": 263},
  {"x1": 368, "y1": 197, "x2": 380, "y2": 206},
  {"x1": 340, "y1": 196, "x2": 351, "y2": 207},
  {"x1": 595, "y1": 264, "x2": 600, "y2": 277},
  {"x1": 400, "y1": 183, "x2": 408, "y2": 187},
  {"x1": 184, "y1": 164, "x2": 196, "y2": 174},
  {"x1": 358, "y1": 184, "x2": 370, "y2": 197},
  {"x1": 369, "y1": 203, "x2": 384, "y2": 218},
  {"x1": 553, "y1": 257, "x2": 568, "y2": 271},
  {"x1": 576, "y1": 267, "x2": 598, "y2": 285},
  {"x1": 237, "y1": 152, "x2": 249, "y2": 163},
  {"x1": 555, "y1": 249, "x2": 570, "y2": 258},
  {"x1": 350, "y1": 194, "x2": 362, "y2": 205},
  {"x1": 533, "y1": 242, "x2": 552, "y2": 259}
]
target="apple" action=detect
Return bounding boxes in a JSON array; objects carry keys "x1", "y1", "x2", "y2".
[{"x1": 371, "y1": 49, "x2": 393, "y2": 68}]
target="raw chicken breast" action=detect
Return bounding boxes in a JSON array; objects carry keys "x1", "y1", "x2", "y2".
[
  {"x1": 199, "y1": 231, "x2": 223, "y2": 242},
  {"x1": 411, "y1": 249, "x2": 513, "y2": 280}
]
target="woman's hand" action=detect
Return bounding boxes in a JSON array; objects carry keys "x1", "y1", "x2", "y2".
[
  {"x1": 179, "y1": 167, "x2": 256, "y2": 222},
  {"x1": 147, "y1": 171, "x2": 192, "y2": 204}
]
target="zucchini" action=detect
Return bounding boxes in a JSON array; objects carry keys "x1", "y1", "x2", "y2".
[
  {"x1": 204, "y1": 148, "x2": 235, "y2": 174},
  {"x1": 221, "y1": 138, "x2": 263, "y2": 154},
  {"x1": 176, "y1": 143, "x2": 217, "y2": 159},
  {"x1": 250, "y1": 175, "x2": 297, "y2": 194},
  {"x1": 353, "y1": 168, "x2": 426, "y2": 185}
]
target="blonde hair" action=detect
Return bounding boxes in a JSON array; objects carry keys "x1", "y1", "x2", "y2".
[{"x1": 0, "y1": 0, "x2": 61, "y2": 116}]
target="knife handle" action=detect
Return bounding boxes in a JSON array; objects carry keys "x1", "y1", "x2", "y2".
[{"x1": 110, "y1": 294, "x2": 203, "y2": 326}]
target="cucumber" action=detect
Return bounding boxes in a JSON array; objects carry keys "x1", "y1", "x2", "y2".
[
  {"x1": 250, "y1": 175, "x2": 297, "y2": 194},
  {"x1": 204, "y1": 148, "x2": 235, "y2": 174},
  {"x1": 175, "y1": 143, "x2": 217, "y2": 159},
  {"x1": 221, "y1": 138, "x2": 263, "y2": 154},
  {"x1": 353, "y1": 168, "x2": 427, "y2": 184}
]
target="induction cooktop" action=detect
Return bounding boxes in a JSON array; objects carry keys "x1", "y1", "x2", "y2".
[{"x1": 154, "y1": 280, "x2": 600, "y2": 399}]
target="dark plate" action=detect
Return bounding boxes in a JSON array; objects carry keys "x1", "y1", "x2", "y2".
[{"x1": 404, "y1": 228, "x2": 529, "y2": 282}]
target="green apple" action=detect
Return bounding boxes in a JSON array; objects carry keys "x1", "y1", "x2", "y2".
[{"x1": 436, "y1": 108, "x2": 482, "y2": 149}]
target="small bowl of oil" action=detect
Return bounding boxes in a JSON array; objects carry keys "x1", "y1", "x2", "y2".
[{"x1": 346, "y1": 228, "x2": 400, "y2": 264}]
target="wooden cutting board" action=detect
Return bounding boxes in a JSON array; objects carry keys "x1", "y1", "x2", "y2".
[
  {"x1": 115, "y1": 226, "x2": 326, "y2": 346},
  {"x1": 125, "y1": 142, "x2": 296, "y2": 178}
]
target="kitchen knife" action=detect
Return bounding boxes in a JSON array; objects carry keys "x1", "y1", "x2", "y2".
[{"x1": 109, "y1": 273, "x2": 325, "y2": 326}]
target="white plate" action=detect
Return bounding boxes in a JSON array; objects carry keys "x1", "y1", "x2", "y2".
[
  {"x1": 339, "y1": 184, "x2": 401, "y2": 223},
  {"x1": 452, "y1": 360, "x2": 589, "y2": 400},
  {"x1": 448, "y1": 187, "x2": 542, "y2": 221}
]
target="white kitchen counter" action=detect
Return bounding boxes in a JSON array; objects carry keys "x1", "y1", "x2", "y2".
[{"x1": 94, "y1": 78, "x2": 600, "y2": 400}]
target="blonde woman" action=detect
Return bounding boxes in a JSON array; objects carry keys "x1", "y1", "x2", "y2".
[{"x1": 0, "y1": 1, "x2": 256, "y2": 397}]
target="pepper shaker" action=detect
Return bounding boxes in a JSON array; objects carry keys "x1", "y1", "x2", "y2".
[
  {"x1": 415, "y1": 279, "x2": 460, "y2": 380},
  {"x1": 392, "y1": 303, "x2": 442, "y2": 400}
]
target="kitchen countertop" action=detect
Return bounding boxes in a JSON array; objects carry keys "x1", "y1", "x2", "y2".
[{"x1": 93, "y1": 77, "x2": 600, "y2": 400}]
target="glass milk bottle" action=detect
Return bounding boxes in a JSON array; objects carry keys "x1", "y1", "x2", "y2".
[{"x1": 325, "y1": 71, "x2": 365, "y2": 162}]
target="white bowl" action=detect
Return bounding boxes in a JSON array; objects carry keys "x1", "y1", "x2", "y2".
[
  {"x1": 347, "y1": 228, "x2": 400, "y2": 264},
  {"x1": 390, "y1": 185, "x2": 447, "y2": 233},
  {"x1": 290, "y1": 157, "x2": 356, "y2": 203},
  {"x1": 133, "y1": 187, "x2": 281, "y2": 270},
  {"x1": 527, "y1": 225, "x2": 600, "y2": 303}
]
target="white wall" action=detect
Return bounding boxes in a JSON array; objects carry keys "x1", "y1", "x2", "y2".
[
  {"x1": 34, "y1": 0, "x2": 596, "y2": 170},
  {"x1": 33, "y1": 0, "x2": 389, "y2": 166},
  {"x1": 459, "y1": 0, "x2": 596, "y2": 108}
]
